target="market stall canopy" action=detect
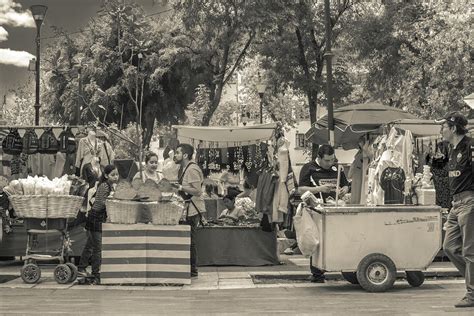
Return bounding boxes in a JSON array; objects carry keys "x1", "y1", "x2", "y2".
[
  {"x1": 172, "y1": 123, "x2": 277, "y2": 148},
  {"x1": 305, "y1": 102, "x2": 416, "y2": 149},
  {"x1": 385, "y1": 118, "x2": 474, "y2": 137}
]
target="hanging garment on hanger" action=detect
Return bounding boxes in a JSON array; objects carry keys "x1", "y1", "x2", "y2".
[
  {"x1": 75, "y1": 136, "x2": 103, "y2": 176},
  {"x1": 380, "y1": 167, "x2": 405, "y2": 204},
  {"x1": 272, "y1": 137, "x2": 290, "y2": 223}
]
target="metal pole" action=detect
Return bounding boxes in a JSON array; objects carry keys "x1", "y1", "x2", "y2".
[
  {"x1": 259, "y1": 96, "x2": 263, "y2": 124},
  {"x1": 324, "y1": 0, "x2": 334, "y2": 146},
  {"x1": 76, "y1": 67, "x2": 82, "y2": 125},
  {"x1": 34, "y1": 26, "x2": 41, "y2": 126}
]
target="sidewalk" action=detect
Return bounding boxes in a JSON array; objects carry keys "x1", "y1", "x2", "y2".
[{"x1": 0, "y1": 255, "x2": 462, "y2": 291}]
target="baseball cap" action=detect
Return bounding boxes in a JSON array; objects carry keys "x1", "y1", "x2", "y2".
[{"x1": 435, "y1": 111, "x2": 468, "y2": 133}]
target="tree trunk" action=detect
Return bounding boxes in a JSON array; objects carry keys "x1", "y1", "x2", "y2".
[{"x1": 201, "y1": 82, "x2": 224, "y2": 126}]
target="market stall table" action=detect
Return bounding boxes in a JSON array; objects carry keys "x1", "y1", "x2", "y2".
[
  {"x1": 195, "y1": 226, "x2": 279, "y2": 266},
  {"x1": 101, "y1": 223, "x2": 191, "y2": 285}
]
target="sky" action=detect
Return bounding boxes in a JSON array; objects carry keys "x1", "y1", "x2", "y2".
[{"x1": 0, "y1": 0, "x2": 164, "y2": 104}]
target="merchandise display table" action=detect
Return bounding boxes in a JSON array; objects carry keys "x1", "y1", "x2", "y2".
[
  {"x1": 100, "y1": 223, "x2": 191, "y2": 285},
  {"x1": 195, "y1": 226, "x2": 279, "y2": 266}
]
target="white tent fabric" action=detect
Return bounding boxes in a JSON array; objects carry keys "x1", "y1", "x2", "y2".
[
  {"x1": 387, "y1": 119, "x2": 474, "y2": 137},
  {"x1": 172, "y1": 123, "x2": 277, "y2": 148}
]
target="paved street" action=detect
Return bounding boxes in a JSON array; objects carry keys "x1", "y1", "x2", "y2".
[{"x1": 0, "y1": 280, "x2": 472, "y2": 315}]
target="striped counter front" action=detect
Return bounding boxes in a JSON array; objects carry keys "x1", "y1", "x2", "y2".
[{"x1": 101, "y1": 223, "x2": 191, "y2": 285}]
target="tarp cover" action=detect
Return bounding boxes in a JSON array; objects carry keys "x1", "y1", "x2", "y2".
[
  {"x1": 172, "y1": 123, "x2": 277, "y2": 148},
  {"x1": 386, "y1": 119, "x2": 474, "y2": 137}
]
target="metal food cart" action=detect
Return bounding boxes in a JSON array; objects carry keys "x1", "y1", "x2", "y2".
[{"x1": 310, "y1": 205, "x2": 442, "y2": 292}]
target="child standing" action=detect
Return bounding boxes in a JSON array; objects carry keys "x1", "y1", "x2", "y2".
[{"x1": 78, "y1": 164, "x2": 119, "y2": 284}]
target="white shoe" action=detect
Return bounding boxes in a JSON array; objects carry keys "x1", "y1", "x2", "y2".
[{"x1": 284, "y1": 247, "x2": 294, "y2": 255}]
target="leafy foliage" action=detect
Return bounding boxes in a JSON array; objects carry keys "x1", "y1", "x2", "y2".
[{"x1": 349, "y1": 1, "x2": 473, "y2": 119}]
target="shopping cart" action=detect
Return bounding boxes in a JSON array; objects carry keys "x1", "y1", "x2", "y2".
[{"x1": 9, "y1": 195, "x2": 84, "y2": 284}]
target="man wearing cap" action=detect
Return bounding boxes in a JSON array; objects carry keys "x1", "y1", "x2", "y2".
[{"x1": 438, "y1": 111, "x2": 474, "y2": 308}]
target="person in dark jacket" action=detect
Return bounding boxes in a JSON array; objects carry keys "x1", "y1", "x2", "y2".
[{"x1": 78, "y1": 164, "x2": 119, "y2": 284}]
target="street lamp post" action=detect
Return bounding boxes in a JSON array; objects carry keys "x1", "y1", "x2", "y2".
[
  {"x1": 30, "y1": 5, "x2": 48, "y2": 126},
  {"x1": 257, "y1": 83, "x2": 267, "y2": 124},
  {"x1": 323, "y1": 0, "x2": 334, "y2": 146}
]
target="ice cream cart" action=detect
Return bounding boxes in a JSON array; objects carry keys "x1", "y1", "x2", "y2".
[{"x1": 310, "y1": 205, "x2": 442, "y2": 292}]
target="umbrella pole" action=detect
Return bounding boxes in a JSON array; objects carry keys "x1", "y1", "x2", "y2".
[{"x1": 335, "y1": 164, "x2": 341, "y2": 206}]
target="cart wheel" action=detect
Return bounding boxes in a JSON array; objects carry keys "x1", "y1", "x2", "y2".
[
  {"x1": 54, "y1": 264, "x2": 72, "y2": 284},
  {"x1": 21, "y1": 263, "x2": 41, "y2": 284},
  {"x1": 406, "y1": 271, "x2": 425, "y2": 287},
  {"x1": 356, "y1": 253, "x2": 396, "y2": 292},
  {"x1": 341, "y1": 272, "x2": 359, "y2": 285},
  {"x1": 66, "y1": 262, "x2": 78, "y2": 283}
]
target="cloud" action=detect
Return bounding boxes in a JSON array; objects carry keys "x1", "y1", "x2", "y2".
[
  {"x1": 0, "y1": 0, "x2": 35, "y2": 28},
  {"x1": 0, "y1": 26, "x2": 7, "y2": 41},
  {"x1": 0, "y1": 48, "x2": 34, "y2": 67}
]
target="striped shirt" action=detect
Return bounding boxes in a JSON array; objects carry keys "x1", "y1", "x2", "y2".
[{"x1": 86, "y1": 181, "x2": 112, "y2": 232}]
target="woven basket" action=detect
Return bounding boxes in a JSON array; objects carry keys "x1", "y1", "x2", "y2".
[
  {"x1": 8, "y1": 195, "x2": 48, "y2": 218},
  {"x1": 151, "y1": 201, "x2": 184, "y2": 225},
  {"x1": 47, "y1": 195, "x2": 84, "y2": 218},
  {"x1": 106, "y1": 199, "x2": 141, "y2": 224}
]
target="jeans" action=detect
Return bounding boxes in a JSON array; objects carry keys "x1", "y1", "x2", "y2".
[
  {"x1": 182, "y1": 214, "x2": 200, "y2": 274},
  {"x1": 443, "y1": 191, "x2": 474, "y2": 300},
  {"x1": 78, "y1": 230, "x2": 102, "y2": 278}
]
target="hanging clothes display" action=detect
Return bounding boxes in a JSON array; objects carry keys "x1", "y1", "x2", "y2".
[
  {"x1": 272, "y1": 136, "x2": 290, "y2": 223},
  {"x1": 367, "y1": 127, "x2": 414, "y2": 206},
  {"x1": 380, "y1": 167, "x2": 405, "y2": 204},
  {"x1": 75, "y1": 131, "x2": 103, "y2": 176}
]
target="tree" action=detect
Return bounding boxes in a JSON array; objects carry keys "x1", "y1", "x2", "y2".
[
  {"x1": 42, "y1": 0, "x2": 193, "y2": 147},
  {"x1": 256, "y1": 0, "x2": 358, "y2": 155},
  {"x1": 349, "y1": 1, "x2": 473, "y2": 119},
  {"x1": 171, "y1": 0, "x2": 267, "y2": 126},
  {"x1": 4, "y1": 78, "x2": 42, "y2": 126}
]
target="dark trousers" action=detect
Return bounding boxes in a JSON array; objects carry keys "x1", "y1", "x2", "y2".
[
  {"x1": 183, "y1": 214, "x2": 200, "y2": 274},
  {"x1": 310, "y1": 256, "x2": 325, "y2": 277},
  {"x1": 78, "y1": 230, "x2": 102, "y2": 278}
]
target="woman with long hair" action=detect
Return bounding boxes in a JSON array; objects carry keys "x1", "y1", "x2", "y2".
[{"x1": 78, "y1": 164, "x2": 119, "y2": 284}]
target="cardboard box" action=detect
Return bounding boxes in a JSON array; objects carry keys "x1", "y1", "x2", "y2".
[{"x1": 416, "y1": 188, "x2": 436, "y2": 205}]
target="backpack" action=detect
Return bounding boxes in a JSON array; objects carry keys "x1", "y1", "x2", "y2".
[
  {"x1": 38, "y1": 128, "x2": 60, "y2": 154},
  {"x1": 22, "y1": 128, "x2": 39, "y2": 154},
  {"x1": 2, "y1": 128, "x2": 23, "y2": 155},
  {"x1": 58, "y1": 127, "x2": 76, "y2": 154}
]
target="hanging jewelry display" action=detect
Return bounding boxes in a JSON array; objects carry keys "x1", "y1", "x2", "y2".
[
  {"x1": 215, "y1": 147, "x2": 221, "y2": 171},
  {"x1": 208, "y1": 142, "x2": 215, "y2": 171},
  {"x1": 226, "y1": 146, "x2": 231, "y2": 170},
  {"x1": 233, "y1": 146, "x2": 239, "y2": 171},
  {"x1": 245, "y1": 146, "x2": 252, "y2": 170},
  {"x1": 202, "y1": 148, "x2": 208, "y2": 171},
  {"x1": 237, "y1": 146, "x2": 244, "y2": 170},
  {"x1": 254, "y1": 142, "x2": 262, "y2": 168}
]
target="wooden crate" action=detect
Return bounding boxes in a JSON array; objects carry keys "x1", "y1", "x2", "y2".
[{"x1": 101, "y1": 223, "x2": 191, "y2": 285}]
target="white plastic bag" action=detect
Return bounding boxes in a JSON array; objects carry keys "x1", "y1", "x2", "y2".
[{"x1": 293, "y1": 203, "x2": 320, "y2": 257}]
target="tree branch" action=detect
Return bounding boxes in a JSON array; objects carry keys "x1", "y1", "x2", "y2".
[{"x1": 222, "y1": 31, "x2": 255, "y2": 85}]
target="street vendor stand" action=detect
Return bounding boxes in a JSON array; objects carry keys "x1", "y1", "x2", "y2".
[
  {"x1": 302, "y1": 112, "x2": 458, "y2": 291},
  {"x1": 308, "y1": 204, "x2": 441, "y2": 292},
  {"x1": 172, "y1": 123, "x2": 281, "y2": 266}
]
